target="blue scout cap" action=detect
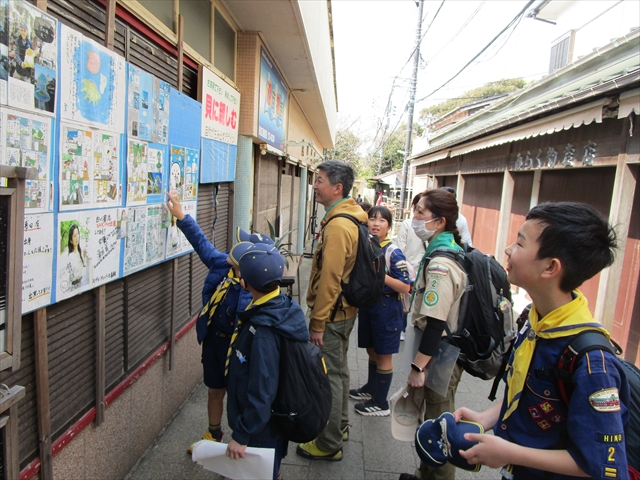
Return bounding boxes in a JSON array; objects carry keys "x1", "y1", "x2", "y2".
[
  {"x1": 235, "y1": 227, "x2": 275, "y2": 246},
  {"x1": 228, "y1": 241, "x2": 255, "y2": 266},
  {"x1": 415, "y1": 412, "x2": 483, "y2": 472},
  {"x1": 238, "y1": 243, "x2": 284, "y2": 290}
]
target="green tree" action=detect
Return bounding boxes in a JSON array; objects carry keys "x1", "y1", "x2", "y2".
[
  {"x1": 419, "y1": 78, "x2": 527, "y2": 122},
  {"x1": 327, "y1": 117, "x2": 368, "y2": 177}
]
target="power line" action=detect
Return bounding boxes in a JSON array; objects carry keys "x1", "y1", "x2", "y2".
[{"x1": 414, "y1": 0, "x2": 536, "y2": 105}]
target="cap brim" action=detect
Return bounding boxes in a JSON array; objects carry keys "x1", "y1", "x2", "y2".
[
  {"x1": 390, "y1": 386, "x2": 421, "y2": 442},
  {"x1": 228, "y1": 241, "x2": 254, "y2": 265}
]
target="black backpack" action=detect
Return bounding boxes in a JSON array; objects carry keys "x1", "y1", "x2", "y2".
[
  {"x1": 322, "y1": 214, "x2": 385, "y2": 313},
  {"x1": 270, "y1": 335, "x2": 332, "y2": 443},
  {"x1": 549, "y1": 330, "x2": 640, "y2": 475},
  {"x1": 425, "y1": 244, "x2": 515, "y2": 380}
]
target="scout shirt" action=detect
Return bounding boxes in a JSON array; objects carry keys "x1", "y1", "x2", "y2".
[{"x1": 411, "y1": 234, "x2": 466, "y2": 333}]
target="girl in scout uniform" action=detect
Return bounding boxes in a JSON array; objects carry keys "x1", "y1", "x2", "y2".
[
  {"x1": 350, "y1": 206, "x2": 412, "y2": 417},
  {"x1": 406, "y1": 189, "x2": 468, "y2": 480}
]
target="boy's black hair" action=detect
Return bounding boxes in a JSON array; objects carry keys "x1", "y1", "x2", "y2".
[
  {"x1": 316, "y1": 160, "x2": 355, "y2": 198},
  {"x1": 440, "y1": 186, "x2": 457, "y2": 199},
  {"x1": 251, "y1": 279, "x2": 282, "y2": 294},
  {"x1": 368, "y1": 205, "x2": 393, "y2": 227},
  {"x1": 526, "y1": 202, "x2": 617, "y2": 292}
]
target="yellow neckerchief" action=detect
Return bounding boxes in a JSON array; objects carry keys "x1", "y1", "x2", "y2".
[
  {"x1": 200, "y1": 268, "x2": 239, "y2": 326},
  {"x1": 225, "y1": 286, "x2": 281, "y2": 376},
  {"x1": 502, "y1": 290, "x2": 609, "y2": 419}
]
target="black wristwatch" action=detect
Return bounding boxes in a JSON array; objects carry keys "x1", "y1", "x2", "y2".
[{"x1": 411, "y1": 362, "x2": 424, "y2": 373}]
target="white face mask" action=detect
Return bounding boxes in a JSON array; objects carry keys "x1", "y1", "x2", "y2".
[{"x1": 411, "y1": 217, "x2": 440, "y2": 242}]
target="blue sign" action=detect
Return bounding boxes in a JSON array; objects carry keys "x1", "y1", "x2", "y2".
[{"x1": 257, "y1": 47, "x2": 288, "y2": 150}]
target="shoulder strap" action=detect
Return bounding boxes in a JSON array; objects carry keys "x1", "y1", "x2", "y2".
[
  {"x1": 384, "y1": 243, "x2": 397, "y2": 270},
  {"x1": 326, "y1": 213, "x2": 360, "y2": 227}
]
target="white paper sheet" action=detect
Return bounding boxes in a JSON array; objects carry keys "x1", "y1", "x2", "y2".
[{"x1": 191, "y1": 440, "x2": 275, "y2": 480}]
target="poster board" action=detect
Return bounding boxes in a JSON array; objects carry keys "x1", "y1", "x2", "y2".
[
  {"x1": 127, "y1": 63, "x2": 170, "y2": 144},
  {"x1": 22, "y1": 212, "x2": 54, "y2": 313}
]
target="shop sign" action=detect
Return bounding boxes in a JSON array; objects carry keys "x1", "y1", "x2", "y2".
[
  {"x1": 200, "y1": 66, "x2": 240, "y2": 145},
  {"x1": 257, "y1": 46, "x2": 288, "y2": 150},
  {"x1": 513, "y1": 141, "x2": 597, "y2": 170}
]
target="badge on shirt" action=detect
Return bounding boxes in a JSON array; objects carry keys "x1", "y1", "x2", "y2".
[
  {"x1": 427, "y1": 265, "x2": 449, "y2": 276},
  {"x1": 589, "y1": 388, "x2": 620, "y2": 412},
  {"x1": 424, "y1": 290, "x2": 439, "y2": 306}
]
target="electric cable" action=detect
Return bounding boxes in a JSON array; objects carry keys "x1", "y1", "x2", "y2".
[
  {"x1": 414, "y1": 0, "x2": 536, "y2": 105},
  {"x1": 426, "y1": 1, "x2": 485, "y2": 64}
]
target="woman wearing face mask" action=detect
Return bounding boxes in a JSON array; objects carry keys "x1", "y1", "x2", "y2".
[{"x1": 403, "y1": 189, "x2": 467, "y2": 480}]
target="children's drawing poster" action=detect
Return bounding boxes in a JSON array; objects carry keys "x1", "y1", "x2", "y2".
[
  {"x1": 127, "y1": 139, "x2": 148, "y2": 205},
  {"x1": 122, "y1": 203, "x2": 167, "y2": 274},
  {"x1": 60, "y1": 123, "x2": 120, "y2": 210},
  {"x1": 0, "y1": 107, "x2": 52, "y2": 211},
  {"x1": 165, "y1": 200, "x2": 195, "y2": 259},
  {"x1": 0, "y1": 0, "x2": 8, "y2": 105},
  {"x1": 60, "y1": 24, "x2": 125, "y2": 132},
  {"x1": 22, "y1": 212, "x2": 53, "y2": 313},
  {"x1": 183, "y1": 147, "x2": 198, "y2": 200},
  {"x1": 146, "y1": 144, "x2": 166, "y2": 203},
  {"x1": 55, "y1": 209, "x2": 121, "y2": 302},
  {"x1": 127, "y1": 63, "x2": 169, "y2": 144},
  {"x1": 5, "y1": 0, "x2": 57, "y2": 114},
  {"x1": 168, "y1": 145, "x2": 184, "y2": 200}
]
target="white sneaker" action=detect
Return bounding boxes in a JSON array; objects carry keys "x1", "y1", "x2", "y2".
[{"x1": 400, "y1": 331, "x2": 405, "y2": 341}]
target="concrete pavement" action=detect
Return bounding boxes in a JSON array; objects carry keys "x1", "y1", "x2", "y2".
[{"x1": 125, "y1": 255, "x2": 506, "y2": 480}]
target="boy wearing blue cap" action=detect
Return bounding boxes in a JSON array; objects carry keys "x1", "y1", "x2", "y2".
[
  {"x1": 224, "y1": 242, "x2": 309, "y2": 480},
  {"x1": 453, "y1": 202, "x2": 630, "y2": 479},
  {"x1": 166, "y1": 194, "x2": 271, "y2": 453}
]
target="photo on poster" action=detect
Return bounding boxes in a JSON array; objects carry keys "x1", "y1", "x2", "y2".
[
  {"x1": 60, "y1": 124, "x2": 92, "y2": 209},
  {"x1": 56, "y1": 209, "x2": 121, "y2": 301},
  {"x1": 60, "y1": 24, "x2": 125, "y2": 132},
  {"x1": 183, "y1": 147, "x2": 198, "y2": 200},
  {"x1": 169, "y1": 145, "x2": 185, "y2": 200},
  {"x1": 22, "y1": 212, "x2": 54, "y2": 313},
  {"x1": 127, "y1": 139, "x2": 148, "y2": 205},
  {"x1": 146, "y1": 145, "x2": 166, "y2": 203},
  {"x1": 6, "y1": 0, "x2": 57, "y2": 114},
  {"x1": 0, "y1": 107, "x2": 52, "y2": 211},
  {"x1": 0, "y1": 0, "x2": 8, "y2": 105}
]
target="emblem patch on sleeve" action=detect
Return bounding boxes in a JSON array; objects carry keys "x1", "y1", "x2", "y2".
[
  {"x1": 424, "y1": 290, "x2": 439, "y2": 306},
  {"x1": 427, "y1": 265, "x2": 449, "y2": 276},
  {"x1": 589, "y1": 388, "x2": 620, "y2": 412}
]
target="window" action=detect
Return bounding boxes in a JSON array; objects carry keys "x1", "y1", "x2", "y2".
[
  {"x1": 137, "y1": 0, "x2": 174, "y2": 30},
  {"x1": 549, "y1": 30, "x2": 575, "y2": 73},
  {"x1": 182, "y1": 0, "x2": 212, "y2": 60},
  {"x1": 214, "y1": 7, "x2": 236, "y2": 80}
]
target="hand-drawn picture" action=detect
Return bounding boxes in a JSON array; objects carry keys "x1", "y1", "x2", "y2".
[
  {"x1": 169, "y1": 145, "x2": 185, "y2": 200},
  {"x1": 57, "y1": 219, "x2": 91, "y2": 296},
  {"x1": 123, "y1": 206, "x2": 146, "y2": 272},
  {"x1": 60, "y1": 24, "x2": 125, "y2": 132},
  {"x1": 93, "y1": 131, "x2": 119, "y2": 204},
  {"x1": 183, "y1": 147, "x2": 199, "y2": 200},
  {"x1": 4, "y1": 0, "x2": 57, "y2": 114},
  {"x1": 0, "y1": 0, "x2": 9, "y2": 104},
  {"x1": 22, "y1": 212, "x2": 53, "y2": 313},
  {"x1": 127, "y1": 139, "x2": 148, "y2": 204},
  {"x1": 145, "y1": 204, "x2": 166, "y2": 264},
  {"x1": 60, "y1": 125, "x2": 92, "y2": 209},
  {"x1": 146, "y1": 145, "x2": 165, "y2": 203},
  {"x1": 56, "y1": 209, "x2": 121, "y2": 301},
  {"x1": 165, "y1": 200, "x2": 195, "y2": 258},
  {"x1": 0, "y1": 108, "x2": 51, "y2": 211},
  {"x1": 127, "y1": 64, "x2": 170, "y2": 144}
]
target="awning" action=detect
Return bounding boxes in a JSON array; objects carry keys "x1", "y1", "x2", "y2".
[
  {"x1": 447, "y1": 98, "x2": 607, "y2": 157},
  {"x1": 413, "y1": 148, "x2": 451, "y2": 166},
  {"x1": 618, "y1": 88, "x2": 640, "y2": 118}
]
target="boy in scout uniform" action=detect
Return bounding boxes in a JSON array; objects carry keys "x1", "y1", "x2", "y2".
[{"x1": 453, "y1": 202, "x2": 630, "y2": 479}]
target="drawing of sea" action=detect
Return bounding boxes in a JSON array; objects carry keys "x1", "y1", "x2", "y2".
[{"x1": 74, "y1": 43, "x2": 113, "y2": 125}]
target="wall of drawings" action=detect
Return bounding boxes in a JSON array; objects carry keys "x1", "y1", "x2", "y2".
[{"x1": 0, "y1": 0, "x2": 210, "y2": 314}]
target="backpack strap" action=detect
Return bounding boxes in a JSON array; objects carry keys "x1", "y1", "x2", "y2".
[{"x1": 488, "y1": 303, "x2": 531, "y2": 401}]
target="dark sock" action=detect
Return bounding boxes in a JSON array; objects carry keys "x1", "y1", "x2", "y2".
[
  {"x1": 363, "y1": 360, "x2": 377, "y2": 392},
  {"x1": 208, "y1": 423, "x2": 222, "y2": 440},
  {"x1": 374, "y1": 369, "x2": 393, "y2": 405}
]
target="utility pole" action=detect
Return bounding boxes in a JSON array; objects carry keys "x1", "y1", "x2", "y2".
[{"x1": 399, "y1": 0, "x2": 424, "y2": 213}]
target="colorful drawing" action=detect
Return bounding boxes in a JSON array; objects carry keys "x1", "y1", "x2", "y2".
[
  {"x1": 127, "y1": 139, "x2": 148, "y2": 204},
  {"x1": 22, "y1": 212, "x2": 54, "y2": 313},
  {"x1": 145, "y1": 204, "x2": 166, "y2": 264},
  {"x1": 127, "y1": 64, "x2": 170, "y2": 144},
  {"x1": 165, "y1": 200, "x2": 196, "y2": 258},
  {"x1": 92, "y1": 132, "x2": 119, "y2": 204},
  {"x1": 169, "y1": 145, "x2": 185, "y2": 200},
  {"x1": 146, "y1": 145, "x2": 165, "y2": 202},
  {"x1": 0, "y1": 107, "x2": 52, "y2": 211},
  {"x1": 60, "y1": 24, "x2": 125, "y2": 132},
  {"x1": 183, "y1": 147, "x2": 198, "y2": 200},
  {"x1": 4, "y1": 0, "x2": 57, "y2": 114},
  {"x1": 60, "y1": 125, "x2": 92, "y2": 208},
  {"x1": 123, "y1": 205, "x2": 146, "y2": 273}
]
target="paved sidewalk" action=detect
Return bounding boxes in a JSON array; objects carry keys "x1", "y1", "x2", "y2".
[{"x1": 126, "y1": 256, "x2": 504, "y2": 480}]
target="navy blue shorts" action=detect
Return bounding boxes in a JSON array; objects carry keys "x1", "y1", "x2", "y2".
[
  {"x1": 202, "y1": 328, "x2": 232, "y2": 389},
  {"x1": 357, "y1": 296, "x2": 403, "y2": 355}
]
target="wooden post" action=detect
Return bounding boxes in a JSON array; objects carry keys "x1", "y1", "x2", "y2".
[
  {"x1": 494, "y1": 169, "x2": 515, "y2": 265},
  {"x1": 530, "y1": 169, "x2": 542, "y2": 209},
  {"x1": 173, "y1": 0, "x2": 179, "y2": 34},
  {"x1": 95, "y1": 285, "x2": 106, "y2": 426},
  {"x1": 456, "y1": 173, "x2": 465, "y2": 206},
  {"x1": 104, "y1": 0, "x2": 116, "y2": 51},
  {"x1": 34, "y1": 309, "x2": 53, "y2": 479},
  {"x1": 595, "y1": 117, "x2": 636, "y2": 331},
  {"x1": 8, "y1": 177, "x2": 26, "y2": 370},
  {"x1": 177, "y1": 15, "x2": 184, "y2": 92},
  {"x1": 170, "y1": 259, "x2": 178, "y2": 370}
]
